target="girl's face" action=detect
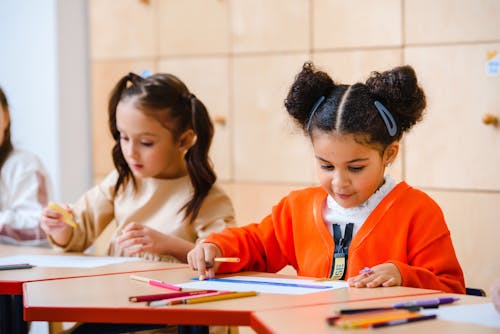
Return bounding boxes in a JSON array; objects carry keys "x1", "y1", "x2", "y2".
[
  {"x1": 0, "y1": 104, "x2": 9, "y2": 145},
  {"x1": 312, "y1": 131, "x2": 398, "y2": 208},
  {"x1": 116, "y1": 99, "x2": 190, "y2": 179}
]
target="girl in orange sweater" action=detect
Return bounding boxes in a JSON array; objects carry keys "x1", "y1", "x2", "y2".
[{"x1": 187, "y1": 62, "x2": 465, "y2": 293}]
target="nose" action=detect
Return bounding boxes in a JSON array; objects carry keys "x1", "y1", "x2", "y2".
[
  {"x1": 123, "y1": 140, "x2": 138, "y2": 159},
  {"x1": 331, "y1": 169, "x2": 350, "y2": 190}
]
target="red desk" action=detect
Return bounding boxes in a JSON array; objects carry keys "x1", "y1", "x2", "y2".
[
  {"x1": 250, "y1": 294, "x2": 495, "y2": 334},
  {"x1": 23, "y1": 268, "x2": 440, "y2": 327},
  {"x1": 0, "y1": 244, "x2": 186, "y2": 295},
  {"x1": 0, "y1": 244, "x2": 187, "y2": 334}
]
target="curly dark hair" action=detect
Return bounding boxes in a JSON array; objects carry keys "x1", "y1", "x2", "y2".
[
  {"x1": 108, "y1": 73, "x2": 216, "y2": 223},
  {"x1": 284, "y1": 62, "x2": 426, "y2": 151}
]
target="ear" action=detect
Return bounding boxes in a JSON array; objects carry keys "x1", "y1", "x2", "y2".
[
  {"x1": 177, "y1": 129, "x2": 197, "y2": 153},
  {"x1": 383, "y1": 141, "x2": 399, "y2": 166}
]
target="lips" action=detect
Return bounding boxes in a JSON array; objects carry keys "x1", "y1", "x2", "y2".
[
  {"x1": 335, "y1": 193, "x2": 352, "y2": 200},
  {"x1": 131, "y1": 163, "x2": 144, "y2": 170}
]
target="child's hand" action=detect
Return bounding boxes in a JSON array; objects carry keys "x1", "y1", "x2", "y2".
[
  {"x1": 40, "y1": 204, "x2": 73, "y2": 245},
  {"x1": 347, "y1": 263, "x2": 402, "y2": 288},
  {"x1": 187, "y1": 243, "x2": 222, "y2": 281},
  {"x1": 116, "y1": 222, "x2": 165, "y2": 256}
]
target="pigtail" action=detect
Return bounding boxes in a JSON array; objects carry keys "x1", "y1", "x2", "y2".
[
  {"x1": 183, "y1": 94, "x2": 216, "y2": 223},
  {"x1": 366, "y1": 66, "x2": 426, "y2": 136},
  {"x1": 108, "y1": 73, "x2": 143, "y2": 193},
  {"x1": 284, "y1": 62, "x2": 335, "y2": 132}
]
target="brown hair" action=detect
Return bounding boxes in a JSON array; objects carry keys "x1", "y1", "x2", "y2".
[
  {"x1": 0, "y1": 86, "x2": 13, "y2": 170},
  {"x1": 107, "y1": 73, "x2": 216, "y2": 223}
]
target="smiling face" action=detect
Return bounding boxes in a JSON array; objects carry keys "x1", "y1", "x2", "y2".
[
  {"x1": 312, "y1": 130, "x2": 398, "y2": 208},
  {"x1": 116, "y1": 98, "x2": 189, "y2": 179}
]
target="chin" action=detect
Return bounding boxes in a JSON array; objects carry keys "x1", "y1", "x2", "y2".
[{"x1": 131, "y1": 170, "x2": 148, "y2": 179}]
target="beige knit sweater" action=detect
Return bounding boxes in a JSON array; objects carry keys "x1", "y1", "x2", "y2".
[{"x1": 52, "y1": 171, "x2": 235, "y2": 263}]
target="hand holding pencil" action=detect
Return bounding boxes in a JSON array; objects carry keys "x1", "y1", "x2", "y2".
[
  {"x1": 40, "y1": 202, "x2": 76, "y2": 247},
  {"x1": 187, "y1": 243, "x2": 240, "y2": 280}
]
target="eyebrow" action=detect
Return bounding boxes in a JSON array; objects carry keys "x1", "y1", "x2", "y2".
[
  {"x1": 117, "y1": 128, "x2": 160, "y2": 137},
  {"x1": 315, "y1": 156, "x2": 369, "y2": 164}
]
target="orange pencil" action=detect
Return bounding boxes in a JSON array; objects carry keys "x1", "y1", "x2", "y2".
[{"x1": 214, "y1": 257, "x2": 240, "y2": 263}]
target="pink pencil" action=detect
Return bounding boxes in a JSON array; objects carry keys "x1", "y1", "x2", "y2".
[{"x1": 130, "y1": 275, "x2": 182, "y2": 291}]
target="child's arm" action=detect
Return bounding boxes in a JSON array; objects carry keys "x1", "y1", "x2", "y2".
[{"x1": 116, "y1": 223, "x2": 194, "y2": 262}]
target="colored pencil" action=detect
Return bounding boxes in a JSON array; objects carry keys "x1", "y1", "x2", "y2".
[
  {"x1": 182, "y1": 291, "x2": 257, "y2": 305},
  {"x1": 130, "y1": 275, "x2": 181, "y2": 291},
  {"x1": 333, "y1": 309, "x2": 420, "y2": 328},
  {"x1": 214, "y1": 257, "x2": 240, "y2": 263},
  {"x1": 148, "y1": 291, "x2": 229, "y2": 307},
  {"x1": 371, "y1": 314, "x2": 437, "y2": 328},
  {"x1": 129, "y1": 290, "x2": 217, "y2": 303}
]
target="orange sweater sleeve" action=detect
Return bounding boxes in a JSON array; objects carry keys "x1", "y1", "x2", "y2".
[{"x1": 204, "y1": 195, "x2": 299, "y2": 274}]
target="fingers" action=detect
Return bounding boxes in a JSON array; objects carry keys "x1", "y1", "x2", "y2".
[
  {"x1": 40, "y1": 208, "x2": 69, "y2": 234},
  {"x1": 348, "y1": 263, "x2": 402, "y2": 288},
  {"x1": 187, "y1": 244, "x2": 221, "y2": 280}
]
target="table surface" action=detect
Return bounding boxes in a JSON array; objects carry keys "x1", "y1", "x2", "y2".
[
  {"x1": 23, "y1": 267, "x2": 441, "y2": 327},
  {"x1": 250, "y1": 293, "x2": 496, "y2": 334},
  {"x1": 0, "y1": 244, "x2": 187, "y2": 294}
]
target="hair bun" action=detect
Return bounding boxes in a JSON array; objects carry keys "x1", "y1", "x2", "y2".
[{"x1": 366, "y1": 65, "x2": 426, "y2": 133}]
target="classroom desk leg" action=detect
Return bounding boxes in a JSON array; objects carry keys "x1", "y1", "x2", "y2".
[
  {"x1": 178, "y1": 326, "x2": 209, "y2": 334},
  {"x1": 0, "y1": 294, "x2": 29, "y2": 334}
]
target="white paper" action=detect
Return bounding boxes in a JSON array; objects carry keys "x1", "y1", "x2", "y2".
[
  {"x1": 0, "y1": 254, "x2": 140, "y2": 268},
  {"x1": 422, "y1": 302, "x2": 500, "y2": 328},
  {"x1": 177, "y1": 276, "x2": 348, "y2": 295}
]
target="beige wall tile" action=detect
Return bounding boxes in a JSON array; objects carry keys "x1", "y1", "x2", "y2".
[
  {"x1": 313, "y1": 49, "x2": 403, "y2": 83},
  {"x1": 89, "y1": 0, "x2": 157, "y2": 60},
  {"x1": 231, "y1": 0, "x2": 309, "y2": 53},
  {"x1": 221, "y1": 182, "x2": 311, "y2": 226},
  {"x1": 427, "y1": 189, "x2": 500, "y2": 292},
  {"x1": 313, "y1": 0, "x2": 402, "y2": 49},
  {"x1": 91, "y1": 60, "x2": 157, "y2": 180},
  {"x1": 158, "y1": 57, "x2": 231, "y2": 180},
  {"x1": 232, "y1": 54, "x2": 316, "y2": 183},
  {"x1": 405, "y1": 43, "x2": 500, "y2": 190},
  {"x1": 157, "y1": 0, "x2": 230, "y2": 56},
  {"x1": 405, "y1": 0, "x2": 500, "y2": 44}
]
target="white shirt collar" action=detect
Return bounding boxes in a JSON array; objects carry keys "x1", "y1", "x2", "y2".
[{"x1": 323, "y1": 175, "x2": 396, "y2": 236}]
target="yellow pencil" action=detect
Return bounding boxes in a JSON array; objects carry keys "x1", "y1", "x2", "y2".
[
  {"x1": 47, "y1": 202, "x2": 77, "y2": 228},
  {"x1": 183, "y1": 291, "x2": 257, "y2": 304},
  {"x1": 214, "y1": 257, "x2": 240, "y2": 263},
  {"x1": 335, "y1": 309, "x2": 418, "y2": 329}
]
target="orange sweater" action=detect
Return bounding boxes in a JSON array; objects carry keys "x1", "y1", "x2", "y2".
[{"x1": 205, "y1": 182, "x2": 465, "y2": 294}]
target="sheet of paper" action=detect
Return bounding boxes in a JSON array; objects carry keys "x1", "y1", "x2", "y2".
[
  {"x1": 177, "y1": 276, "x2": 348, "y2": 295},
  {"x1": 422, "y1": 302, "x2": 500, "y2": 328},
  {"x1": 0, "y1": 254, "x2": 140, "y2": 268}
]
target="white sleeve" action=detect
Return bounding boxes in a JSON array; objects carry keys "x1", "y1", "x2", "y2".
[{"x1": 0, "y1": 151, "x2": 50, "y2": 244}]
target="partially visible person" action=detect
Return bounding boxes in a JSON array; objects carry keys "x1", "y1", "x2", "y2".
[
  {"x1": 0, "y1": 85, "x2": 51, "y2": 246},
  {"x1": 491, "y1": 278, "x2": 500, "y2": 313}
]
